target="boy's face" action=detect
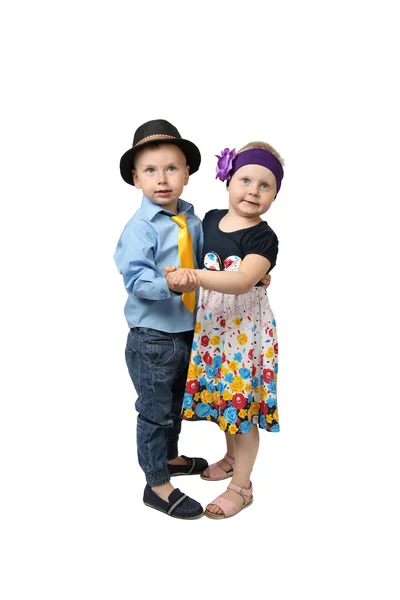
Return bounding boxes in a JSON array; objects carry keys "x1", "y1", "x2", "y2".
[
  {"x1": 132, "y1": 144, "x2": 190, "y2": 212},
  {"x1": 228, "y1": 164, "x2": 276, "y2": 218}
]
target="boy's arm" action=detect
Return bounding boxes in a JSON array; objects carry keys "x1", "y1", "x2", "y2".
[{"x1": 114, "y1": 222, "x2": 175, "y2": 300}]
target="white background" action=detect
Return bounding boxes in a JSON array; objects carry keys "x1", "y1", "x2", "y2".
[{"x1": 1, "y1": 1, "x2": 399, "y2": 598}]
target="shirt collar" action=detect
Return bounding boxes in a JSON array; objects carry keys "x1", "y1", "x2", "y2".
[{"x1": 140, "y1": 195, "x2": 194, "y2": 221}]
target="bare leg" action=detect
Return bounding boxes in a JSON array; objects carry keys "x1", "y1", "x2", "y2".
[
  {"x1": 202, "y1": 432, "x2": 236, "y2": 478},
  {"x1": 206, "y1": 425, "x2": 259, "y2": 515}
]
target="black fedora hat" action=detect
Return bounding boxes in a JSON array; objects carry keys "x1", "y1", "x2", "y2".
[{"x1": 120, "y1": 119, "x2": 201, "y2": 185}]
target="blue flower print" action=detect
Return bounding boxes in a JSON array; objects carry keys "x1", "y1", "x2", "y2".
[
  {"x1": 217, "y1": 381, "x2": 226, "y2": 393},
  {"x1": 272, "y1": 319, "x2": 276, "y2": 327},
  {"x1": 192, "y1": 341, "x2": 198, "y2": 351},
  {"x1": 270, "y1": 424, "x2": 280, "y2": 432},
  {"x1": 183, "y1": 394, "x2": 193, "y2": 408},
  {"x1": 239, "y1": 367, "x2": 251, "y2": 379},
  {"x1": 206, "y1": 381, "x2": 215, "y2": 393},
  {"x1": 239, "y1": 421, "x2": 252, "y2": 434},
  {"x1": 274, "y1": 363, "x2": 278, "y2": 374},
  {"x1": 199, "y1": 376, "x2": 207, "y2": 387},
  {"x1": 259, "y1": 415, "x2": 267, "y2": 429},
  {"x1": 196, "y1": 403, "x2": 211, "y2": 418},
  {"x1": 252, "y1": 376, "x2": 259, "y2": 389},
  {"x1": 213, "y1": 355, "x2": 222, "y2": 368},
  {"x1": 210, "y1": 408, "x2": 218, "y2": 419},
  {"x1": 268, "y1": 380, "x2": 277, "y2": 394},
  {"x1": 224, "y1": 407, "x2": 238, "y2": 424},
  {"x1": 224, "y1": 373, "x2": 234, "y2": 383},
  {"x1": 234, "y1": 352, "x2": 243, "y2": 362},
  {"x1": 206, "y1": 365, "x2": 218, "y2": 379},
  {"x1": 193, "y1": 354, "x2": 202, "y2": 365},
  {"x1": 267, "y1": 395, "x2": 277, "y2": 408}
]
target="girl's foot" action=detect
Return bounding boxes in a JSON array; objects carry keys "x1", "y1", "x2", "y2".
[
  {"x1": 205, "y1": 482, "x2": 253, "y2": 519},
  {"x1": 201, "y1": 453, "x2": 235, "y2": 481}
]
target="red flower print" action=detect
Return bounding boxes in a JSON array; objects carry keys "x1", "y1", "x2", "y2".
[
  {"x1": 252, "y1": 365, "x2": 257, "y2": 376},
  {"x1": 203, "y1": 351, "x2": 213, "y2": 365},
  {"x1": 210, "y1": 266, "x2": 217, "y2": 270},
  {"x1": 220, "y1": 399, "x2": 226, "y2": 410},
  {"x1": 222, "y1": 353, "x2": 227, "y2": 363},
  {"x1": 186, "y1": 380, "x2": 199, "y2": 394},
  {"x1": 263, "y1": 369, "x2": 274, "y2": 383},
  {"x1": 260, "y1": 401, "x2": 267, "y2": 415},
  {"x1": 201, "y1": 335, "x2": 209, "y2": 347},
  {"x1": 224, "y1": 258, "x2": 233, "y2": 269},
  {"x1": 220, "y1": 319, "x2": 226, "y2": 328},
  {"x1": 269, "y1": 328, "x2": 273, "y2": 337},
  {"x1": 248, "y1": 349, "x2": 254, "y2": 361},
  {"x1": 236, "y1": 418, "x2": 241, "y2": 424},
  {"x1": 232, "y1": 393, "x2": 246, "y2": 409},
  {"x1": 274, "y1": 343, "x2": 279, "y2": 355}
]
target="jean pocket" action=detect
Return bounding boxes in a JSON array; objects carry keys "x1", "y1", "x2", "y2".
[{"x1": 146, "y1": 338, "x2": 176, "y2": 366}]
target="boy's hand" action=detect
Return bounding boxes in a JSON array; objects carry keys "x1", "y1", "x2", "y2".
[
  {"x1": 164, "y1": 265, "x2": 177, "y2": 278},
  {"x1": 260, "y1": 273, "x2": 272, "y2": 288},
  {"x1": 166, "y1": 268, "x2": 200, "y2": 293}
]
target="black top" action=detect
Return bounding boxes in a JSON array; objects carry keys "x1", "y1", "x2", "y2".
[{"x1": 202, "y1": 210, "x2": 279, "y2": 281}]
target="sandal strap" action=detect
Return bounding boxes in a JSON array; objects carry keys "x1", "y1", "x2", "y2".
[
  {"x1": 228, "y1": 482, "x2": 253, "y2": 503},
  {"x1": 223, "y1": 454, "x2": 235, "y2": 467}
]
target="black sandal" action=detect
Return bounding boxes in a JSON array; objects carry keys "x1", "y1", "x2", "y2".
[
  {"x1": 143, "y1": 485, "x2": 203, "y2": 520},
  {"x1": 168, "y1": 455, "x2": 208, "y2": 477}
]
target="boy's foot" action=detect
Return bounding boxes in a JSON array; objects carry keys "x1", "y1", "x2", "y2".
[
  {"x1": 144, "y1": 485, "x2": 203, "y2": 520},
  {"x1": 168, "y1": 455, "x2": 208, "y2": 476},
  {"x1": 201, "y1": 454, "x2": 235, "y2": 481}
]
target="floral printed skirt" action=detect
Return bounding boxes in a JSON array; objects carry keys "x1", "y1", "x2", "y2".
[{"x1": 182, "y1": 287, "x2": 280, "y2": 434}]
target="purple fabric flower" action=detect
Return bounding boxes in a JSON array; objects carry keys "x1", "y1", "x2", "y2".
[{"x1": 215, "y1": 147, "x2": 236, "y2": 182}]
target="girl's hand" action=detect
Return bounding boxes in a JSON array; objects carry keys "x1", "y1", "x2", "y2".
[
  {"x1": 164, "y1": 265, "x2": 177, "y2": 278},
  {"x1": 260, "y1": 273, "x2": 271, "y2": 288},
  {"x1": 166, "y1": 268, "x2": 200, "y2": 293}
]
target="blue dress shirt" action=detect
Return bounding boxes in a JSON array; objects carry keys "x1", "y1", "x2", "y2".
[{"x1": 114, "y1": 196, "x2": 204, "y2": 332}]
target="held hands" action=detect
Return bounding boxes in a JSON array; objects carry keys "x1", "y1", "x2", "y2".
[{"x1": 164, "y1": 265, "x2": 200, "y2": 293}]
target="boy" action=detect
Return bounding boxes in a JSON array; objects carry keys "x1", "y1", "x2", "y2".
[{"x1": 114, "y1": 119, "x2": 207, "y2": 519}]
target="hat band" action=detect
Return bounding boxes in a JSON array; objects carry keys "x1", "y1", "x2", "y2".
[{"x1": 135, "y1": 134, "x2": 176, "y2": 147}]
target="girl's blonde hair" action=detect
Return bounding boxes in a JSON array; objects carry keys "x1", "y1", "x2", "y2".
[{"x1": 237, "y1": 141, "x2": 285, "y2": 167}]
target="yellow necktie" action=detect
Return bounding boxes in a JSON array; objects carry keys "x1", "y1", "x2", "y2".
[{"x1": 171, "y1": 214, "x2": 196, "y2": 313}]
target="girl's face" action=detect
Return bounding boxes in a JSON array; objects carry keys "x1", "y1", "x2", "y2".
[{"x1": 228, "y1": 164, "x2": 277, "y2": 219}]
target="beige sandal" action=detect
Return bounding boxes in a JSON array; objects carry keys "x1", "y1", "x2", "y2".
[
  {"x1": 204, "y1": 482, "x2": 253, "y2": 519},
  {"x1": 200, "y1": 453, "x2": 235, "y2": 481}
]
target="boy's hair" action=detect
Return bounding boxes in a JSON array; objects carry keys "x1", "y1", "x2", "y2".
[{"x1": 238, "y1": 141, "x2": 285, "y2": 167}]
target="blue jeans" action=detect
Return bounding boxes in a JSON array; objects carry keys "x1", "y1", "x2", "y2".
[{"x1": 125, "y1": 327, "x2": 193, "y2": 487}]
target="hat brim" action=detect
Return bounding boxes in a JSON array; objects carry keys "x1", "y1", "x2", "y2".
[{"x1": 120, "y1": 138, "x2": 201, "y2": 185}]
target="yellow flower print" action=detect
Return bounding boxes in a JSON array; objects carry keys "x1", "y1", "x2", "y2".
[
  {"x1": 210, "y1": 335, "x2": 221, "y2": 346},
  {"x1": 237, "y1": 333, "x2": 248, "y2": 345},
  {"x1": 187, "y1": 363, "x2": 199, "y2": 380},
  {"x1": 245, "y1": 383, "x2": 252, "y2": 393},
  {"x1": 201, "y1": 390, "x2": 213, "y2": 403},
  {"x1": 266, "y1": 414, "x2": 273, "y2": 423},
  {"x1": 198, "y1": 367, "x2": 205, "y2": 376},
  {"x1": 234, "y1": 317, "x2": 242, "y2": 326},
  {"x1": 228, "y1": 424, "x2": 239, "y2": 434},
  {"x1": 213, "y1": 391, "x2": 220, "y2": 404},
  {"x1": 265, "y1": 347, "x2": 274, "y2": 359},
  {"x1": 194, "y1": 321, "x2": 201, "y2": 334},
  {"x1": 248, "y1": 402, "x2": 259, "y2": 419},
  {"x1": 260, "y1": 387, "x2": 267, "y2": 400},
  {"x1": 223, "y1": 390, "x2": 233, "y2": 401},
  {"x1": 194, "y1": 392, "x2": 200, "y2": 401},
  {"x1": 219, "y1": 416, "x2": 228, "y2": 431},
  {"x1": 228, "y1": 360, "x2": 238, "y2": 372},
  {"x1": 239, "y1": 409, "x2": 248, "y2": 419},
  {"x1": 184, "y1": 409, "x2": 195, "y2": 418},
  {"x1": 221, "y1": 365, "x2": 229, "y2": 376},
  {"x1": 230, "y1": 376, "x2": 245, "y2": 393},
  {"x1": 273, "y1": 408, "x2": 279, "y2": 422}
]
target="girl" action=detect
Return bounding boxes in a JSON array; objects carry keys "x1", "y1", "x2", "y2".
[{"x1": 166, "y1": 141, "x2": 284, "y2": 519}]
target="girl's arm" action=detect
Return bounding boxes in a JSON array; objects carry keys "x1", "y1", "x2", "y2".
[{"x1": 167, "y1": 255, "x2": 271, "y2": 295}]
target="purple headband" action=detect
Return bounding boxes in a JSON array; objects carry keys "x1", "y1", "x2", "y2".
[{"x1": 216, "y1": 147, "x2": 284, "y2": 194}]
